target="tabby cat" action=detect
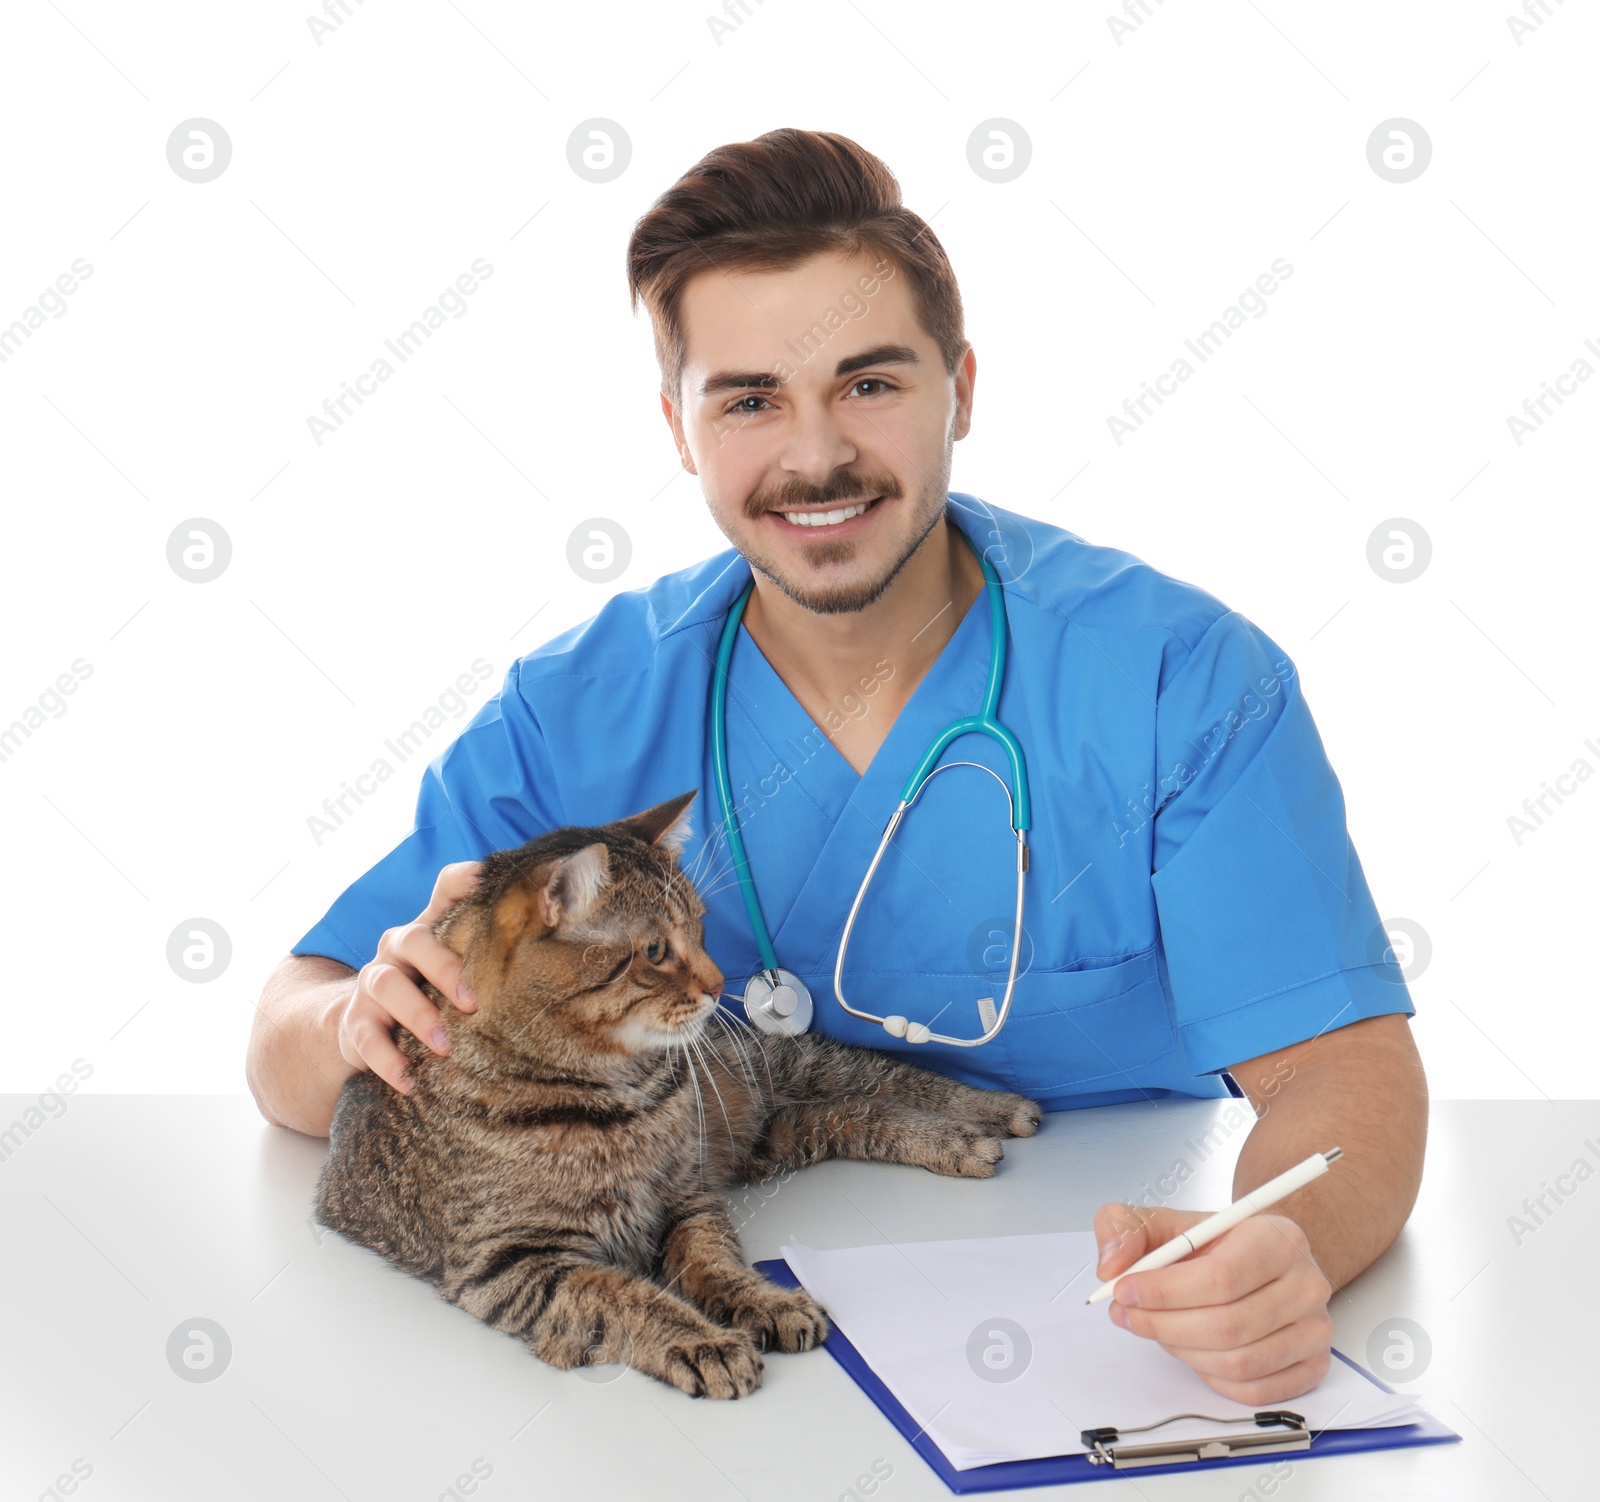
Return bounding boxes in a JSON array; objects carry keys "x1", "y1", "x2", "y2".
[{"x1": 315, "y1": 791, "x2": 1042, "y2": 1399}]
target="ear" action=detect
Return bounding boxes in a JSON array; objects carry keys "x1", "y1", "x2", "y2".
[
  {"x1": 615, "y1": 790, "x2": 696, "y2": 855},
  {"x1": 536, "y1": 842, "x2": 611, "y2": 926}
]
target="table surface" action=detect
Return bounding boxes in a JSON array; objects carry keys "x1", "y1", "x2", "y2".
[{"x1": 0, "y1": 1094, "x2": 1591, "y2": 1501}]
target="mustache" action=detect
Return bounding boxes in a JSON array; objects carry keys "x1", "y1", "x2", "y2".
[{"x1": 744, "y1": 476, "x2": 901, "y2": 520}]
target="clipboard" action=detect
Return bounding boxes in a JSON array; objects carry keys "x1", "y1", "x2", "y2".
[{"x1": 754, "y1": 1257, "x2": 1460, "y2": 1492}]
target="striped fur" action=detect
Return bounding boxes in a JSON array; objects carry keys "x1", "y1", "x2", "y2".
[{"x1": 316, "y1": 791, "x2": 1042, "y2": 1398}]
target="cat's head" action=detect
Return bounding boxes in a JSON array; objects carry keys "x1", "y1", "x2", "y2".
[{"x1": 436, "y1": 791, "x2": 725, "y2": 1064}]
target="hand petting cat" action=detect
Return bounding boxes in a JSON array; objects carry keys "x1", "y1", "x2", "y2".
[{"x1": 336, "y1": 860, "x2": 485, "y2": 1094}]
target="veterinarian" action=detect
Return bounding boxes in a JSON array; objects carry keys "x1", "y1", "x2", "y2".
[{"x1": 248, "y1": 128, "x2": 1427, "y2": 1409}]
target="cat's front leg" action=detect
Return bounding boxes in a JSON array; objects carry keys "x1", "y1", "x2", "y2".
[
  {"x1": 758, "y1": 1032, "x2": 1042, "y2": 1139},
  {"x1": 661, "y1": 1192, "x2": 829, "y2": 1354},
  {"x1": 861, "y1": 1055, "x2": 1044, "y2": 1139},
  {"x1": 748, "y1": 1097, "x2": 1012, "y2": 1179},
  {"x1": 440, "y1": 1244, "x2": 763, "y2": 1399}
]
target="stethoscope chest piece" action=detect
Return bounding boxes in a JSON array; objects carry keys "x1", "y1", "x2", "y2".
[{"x1": 742, "y1": 967, "x2": 814, "y2": 1036}]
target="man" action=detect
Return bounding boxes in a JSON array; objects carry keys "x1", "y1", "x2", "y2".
[{"x1": 248, "y1": 127, "x2": 1427, "y2": 1407}]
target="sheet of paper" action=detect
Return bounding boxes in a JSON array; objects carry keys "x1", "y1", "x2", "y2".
[{"x1": 780, "y1": 1232, "x2": 1426, "y2": 1470}]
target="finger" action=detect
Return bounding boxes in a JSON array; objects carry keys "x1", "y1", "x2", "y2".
[
  {"x1": 343, "y1": 1011, "x2": 415, "y2": 1095},
  {"x1": 1111, "y1": 1268, "x2": 1320, "y2": 1351},
  {"x1": 1157, "y1": 1317, "x2": 1318, "y2": 1383},
  {"x1": 1091, "y1": 1202, "x2": 1161, "y2": 1275},
  {"x1": 1091, "y1": 1203, "x2": 1210, "y2": 1278},
  {"x1": 1114, "y1": 1218, "x2": 1312, "y2": 1311},
  {"x1": 383, "y1": 920, "x2": 475, "y2": 1016},
  {"x1": 420, "y1": 860, "x2": 484, "y2": 924},
  {"x1": 362, "y1": 961, "x2": 449, "y2": 1054},
  {"x1": 1184, "y1": 1343, "x2": 1331, "y2": 1414}
]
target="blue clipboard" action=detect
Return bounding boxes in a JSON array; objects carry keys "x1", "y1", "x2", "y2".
[{"x1": 755, "y1": 1257, "x2": 1460, "y2": 1492}]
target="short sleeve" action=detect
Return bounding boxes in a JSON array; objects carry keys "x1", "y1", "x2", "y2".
[
  {"x1": 289, "y1": 660, "x2": 560, "y2": 970},
  {"x1": 1149, "y1": 611, "x2": 1414, "y2": 1074}
]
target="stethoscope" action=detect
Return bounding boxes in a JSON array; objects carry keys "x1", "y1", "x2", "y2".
[{"x1": 709, "y1": 531, "x2": 1031, "y2": 1047}]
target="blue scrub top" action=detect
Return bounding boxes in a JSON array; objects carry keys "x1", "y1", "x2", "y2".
[{"x1": 292, "y1": 495, "x2": 1414, "y2": 1112}]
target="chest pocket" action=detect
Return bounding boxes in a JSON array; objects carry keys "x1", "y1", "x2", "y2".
[{"x1": 984, "y1": 947, "x2": 1175, "y2": 1097}]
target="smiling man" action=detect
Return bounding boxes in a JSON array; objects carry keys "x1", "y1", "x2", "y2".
[{"x1": 249, "y1": 127, "x2": 1427, "y2": 1406}]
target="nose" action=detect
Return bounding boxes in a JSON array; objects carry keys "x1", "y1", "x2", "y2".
[{"x1": 697, "y1": 958, "x2": 724, "y2": 1002}]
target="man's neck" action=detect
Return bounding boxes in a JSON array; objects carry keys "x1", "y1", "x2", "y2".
[{"x1": 740, "y1": 515, "x2": 986, "y2": 775}]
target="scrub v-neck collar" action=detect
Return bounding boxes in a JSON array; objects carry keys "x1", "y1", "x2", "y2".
[{"x1": 720, "y1": 525, "x2": 997, "y2": 827}]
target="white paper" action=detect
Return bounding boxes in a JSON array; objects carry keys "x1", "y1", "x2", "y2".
[{"x1": 780, "y1": 1232, "x2": 1427, "y2": 1470}]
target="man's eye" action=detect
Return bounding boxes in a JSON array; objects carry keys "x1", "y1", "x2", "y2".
[
  {"x1": 644, "y1": 938, "x2": 668, "y2": 963},
  {"x1": 851, "y1": 377, "x2": 895, "y2": 398}
]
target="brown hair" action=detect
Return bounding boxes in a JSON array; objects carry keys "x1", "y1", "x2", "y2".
[{"x1": 625, "y1": 128, "x2": 968, "y2": 403}]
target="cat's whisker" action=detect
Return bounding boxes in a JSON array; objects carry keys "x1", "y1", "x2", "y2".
[
  {"x1": 694, "y1": 831, "x2": 732, "y2": 895},
  {"x1": 683, "y1": 834, "x2": 713, "y2": 883},
  {"x1": 693, "y1": 840, "x2": 738, "y2": 884},
  {"x1": 706, "y1": 1006, "x2": 771, "y2": 1107},
  {"x1": 742, "y1": 1020, "x2": 779, "y2": 1108},
  {"x1": 685, "y1": 1031, "x2": 738, "y2": 1154},
  {"x1": 691, "y1": 873, "x2": 752, "y2": 903},
  {"x1": 704, "y1": 1007, "x2": 759, "y2": 1092},
  {"x1": 685, "y1": 826, "x2": 734, "y2": 879},
  {"x1": 677, "y1": 1037, "x2": 709, "y2": 1185}
]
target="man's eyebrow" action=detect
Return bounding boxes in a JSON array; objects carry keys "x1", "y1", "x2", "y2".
[{"x1": 697, "y1": 343, "x2": 922, "y2": 398}]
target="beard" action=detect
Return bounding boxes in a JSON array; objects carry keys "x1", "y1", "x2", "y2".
[{"x1": 730, "y1": 453, "x2": 953, "y2": 616}]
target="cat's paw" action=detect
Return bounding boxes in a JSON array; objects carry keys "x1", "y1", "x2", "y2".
[
  {"x1": 941, "y1": 1084, "x2": 1043, "y2": 1138},
  {"x1": 658, "y1": 1326, "x2": 765, "y2": 1399},
  {"x1": 930, "y1": 1119, "x2": 1007, "y2": 1178},
  {"x1": 997, "y1": 1093, "x2": 1043, "y2": 1138},
  {"x1": 726, "y1": 1284, "x2": 830, "y2": 1353}
]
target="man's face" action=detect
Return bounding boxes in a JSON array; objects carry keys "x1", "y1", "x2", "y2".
[{"x1": 665, "y1": 249, "x2": 973, "y2": 614}]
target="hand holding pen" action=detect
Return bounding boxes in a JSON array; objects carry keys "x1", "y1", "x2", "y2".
[{"x1": 1087, "y1": 1149, "x2": 1344, "y2": 1405}]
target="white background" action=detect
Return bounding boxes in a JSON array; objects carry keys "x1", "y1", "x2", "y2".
[{"x1": 1, "y1": 0, "x2": 1594, "y2": 1100}]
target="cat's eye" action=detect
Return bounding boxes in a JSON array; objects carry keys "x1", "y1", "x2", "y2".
[{"x1": 644, "y1": 937, "x2": 669, "y2": 964}]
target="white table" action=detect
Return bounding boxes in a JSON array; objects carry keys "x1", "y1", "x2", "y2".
[{"x1": 0, "y1": 1096, "x2": 1587, "y2": 1500}]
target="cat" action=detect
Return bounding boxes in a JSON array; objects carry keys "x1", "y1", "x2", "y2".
[{"x1": 314, "y1": 790, "x2": 1043, "y2": 1399}]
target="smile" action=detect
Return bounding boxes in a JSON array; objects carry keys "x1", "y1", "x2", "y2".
[{"x1": 778, "y1": 498, "x2": 878, "y2": 528}]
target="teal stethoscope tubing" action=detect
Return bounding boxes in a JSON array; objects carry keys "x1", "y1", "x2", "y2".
[{"x1": 710, "y1": 532, "x2": 1032, "y2": 1047}]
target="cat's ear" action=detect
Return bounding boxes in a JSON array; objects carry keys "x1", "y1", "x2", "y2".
[
  {"x1": 537, "y1": 842, "x2": 611, "y2": 926},
  {"x1": 615, "y1": 790, "x2": 696, "y2": 855}
]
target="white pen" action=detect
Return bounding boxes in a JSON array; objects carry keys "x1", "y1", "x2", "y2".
[{"x1": 1084, "y1": 1146, "x2": 1344, "y2": 1306}]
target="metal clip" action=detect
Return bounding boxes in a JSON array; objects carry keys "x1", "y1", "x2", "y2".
[{"x1": 1081, "y1": 1411, "x2": 1311, "y2": 1469}]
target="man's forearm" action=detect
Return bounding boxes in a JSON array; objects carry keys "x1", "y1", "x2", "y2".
[
  {"x1": 246, "y1": 954, "x2": 361, "y2": 1138},
  {"x1": 1228, "y1": 1014, "x2": 1429, "y2": 1291}
]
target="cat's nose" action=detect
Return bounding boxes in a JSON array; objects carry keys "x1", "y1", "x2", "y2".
[{"x1": 698, "y1": 960, "x2": 724, "y2": 999}]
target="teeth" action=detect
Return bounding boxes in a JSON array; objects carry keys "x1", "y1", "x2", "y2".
[{"x1": 781, "y1": 501, "x2": 870, "y2": 528}]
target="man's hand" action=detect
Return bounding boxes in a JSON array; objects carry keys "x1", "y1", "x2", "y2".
[
  {"x1": 337, "y1": 861, "x2": 484, "y2": 1094},
  {"x1": 1090, "y1": 1202, "x2": 1335, "y2": 1405}
]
